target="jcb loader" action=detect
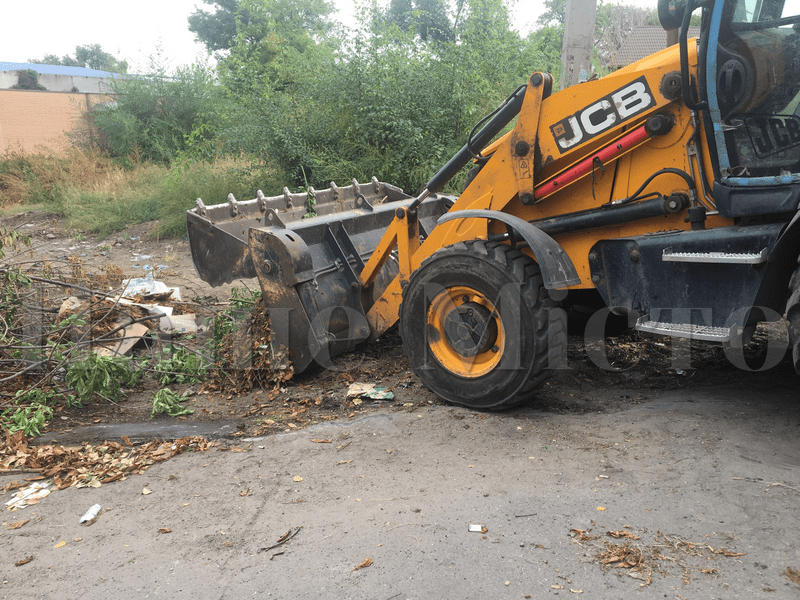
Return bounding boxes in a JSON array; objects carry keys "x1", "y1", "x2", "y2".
[{"x1": 187, "y1": 0, "x2": 800, "y2": 409}]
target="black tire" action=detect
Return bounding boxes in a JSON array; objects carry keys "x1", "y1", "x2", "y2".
[
  {"x1": 786, "y1": 261, "x2": 800, "y2": 374},
  {"x1": 399, "y1": 240, "x2": 565, "y2": 409}
]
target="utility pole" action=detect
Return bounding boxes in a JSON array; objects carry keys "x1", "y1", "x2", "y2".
[{"x1": 561, "y1": 0, "x2": 597, "y2": 89}]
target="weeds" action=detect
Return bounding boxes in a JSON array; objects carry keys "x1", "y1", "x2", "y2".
[
  {"x1": 1, "y1": 404, "x2": 53, "y2": 437},
  {"x1": 0, "y1": 389, "x2": 67, "y2": 437},
  {"x1": 231, "y1": 285, "x2": 262, "y2": 308},
  {"x1": 151, "y1": 388, "x2": 194, "y2": 418},
  {"x1": 0, "y1": 226, "x2": 30, "y2": 261},
  {"x1": 65, "y1": 354, "x2": 142, "y2": 404}
]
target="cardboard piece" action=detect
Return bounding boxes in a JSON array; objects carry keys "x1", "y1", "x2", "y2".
[
  {"x1": 159, "y1": 314, "x2": 197, "y2": 334},
  {"x1": 94, "y1": 323, "x2": 150, "y2": 357}
]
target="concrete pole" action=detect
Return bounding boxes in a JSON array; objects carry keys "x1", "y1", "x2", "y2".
[
  {"x1": 666, "y1": 29, "x2": 680, "y2": 47},
  {"x1": 561, "y1": 0, "x2": 598, "y2": 89}
]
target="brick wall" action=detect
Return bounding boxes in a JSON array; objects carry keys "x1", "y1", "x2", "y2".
[{"x1": 0, "y1": 90, "x2": 111, "y2": 154}]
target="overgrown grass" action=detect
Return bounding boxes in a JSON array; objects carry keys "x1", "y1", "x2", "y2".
[
  {"x1": 0, "y1": 148, "x2": 284, "y2": 238},
  {"x1": 0, "y1": 146, "x2": 117, "y2": 208},
  {"x1": 156, "y1": 159, "x2": 284, "y2": 237}
]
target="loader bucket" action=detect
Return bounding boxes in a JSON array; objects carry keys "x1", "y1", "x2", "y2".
[{"x1": 187, "y1": 178, "x2": 452, "y2": 372}]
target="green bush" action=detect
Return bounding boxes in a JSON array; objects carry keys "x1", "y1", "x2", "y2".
[
  {"x1": 12, "y1": 69, "x2": 46, "y2": 90},
  {"x1": 93, "y1": 63, "x2": 218, "y2": 166}
]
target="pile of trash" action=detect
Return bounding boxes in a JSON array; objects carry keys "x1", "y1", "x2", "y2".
[{"x1": 207, "y1": 298, "x2": 293, "y2": 394}]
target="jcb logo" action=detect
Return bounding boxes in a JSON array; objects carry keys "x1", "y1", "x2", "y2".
[
  {"x1": 744, "y1": 115, "x2": 800, "y2": 158},
  {"x1": 550, "y1": 76, "x2": 654, "y2": 153}
]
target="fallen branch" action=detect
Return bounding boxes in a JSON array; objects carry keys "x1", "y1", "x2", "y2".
[
  {"x1": 732, "y1": 477, "x2": 800, "y2": 494},
  {"x1": 258, "y1": 526, "x2": 303, "y2": 553}
]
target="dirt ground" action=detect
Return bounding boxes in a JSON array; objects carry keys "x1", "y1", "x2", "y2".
[
  {"x1": 1, "y1": 211, "x2": 799, "y2": 598},
  {"x1": 1, "y1": 210, "x2": 794, "y2": 440}
]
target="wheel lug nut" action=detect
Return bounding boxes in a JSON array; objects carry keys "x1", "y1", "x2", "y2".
[{"x1": 491, "y1": 345, "x2": 499, "y2": 353}]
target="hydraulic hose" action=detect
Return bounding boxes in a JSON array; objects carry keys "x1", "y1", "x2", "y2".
[{"x1": 409, "y1": 84, "x2": 527, "y2": 211}]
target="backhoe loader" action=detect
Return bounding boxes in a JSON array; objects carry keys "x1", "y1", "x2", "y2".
[{"x1": 187, "y1": 0, "x2": 800, "y2": 408}]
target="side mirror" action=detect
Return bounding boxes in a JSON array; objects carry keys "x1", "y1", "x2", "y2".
[{"x1": 658, "y1": 0, "x2": 688, "y2": 30}]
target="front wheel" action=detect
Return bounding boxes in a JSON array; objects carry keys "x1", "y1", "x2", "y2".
[
  {"x1": 786, "y1": 261, "x2": 800, "y2": 374},
  {"x1": 398, "y1": 241, "x2": 565, "y2": 409}
]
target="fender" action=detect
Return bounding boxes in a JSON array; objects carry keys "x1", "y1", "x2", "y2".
[
  {"x1": 772, "y1": 207, "x2": 800, "y2": 262},
  {"x1": 437, "y1": 209, "x2": 581, "y2": 289}
]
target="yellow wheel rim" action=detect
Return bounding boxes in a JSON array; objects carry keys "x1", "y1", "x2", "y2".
[{"x1": 427, "y1": 286, "x2": 505, "y2": 378}]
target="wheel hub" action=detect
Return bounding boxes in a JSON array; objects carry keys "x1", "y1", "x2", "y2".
[
  {"x1": 425, "y1": 286, "x2": 505, "y2": 379},
  {"x1": 442, "y1": 302, "x2": 498, "y2": 357}
]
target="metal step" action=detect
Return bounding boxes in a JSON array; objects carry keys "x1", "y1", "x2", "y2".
[
  {"x1": 635, "y1": 317, "x2": 738, "y2": 342},
  {"x1": 661, "y1": 247, "x2": 768, "y2": 264}
]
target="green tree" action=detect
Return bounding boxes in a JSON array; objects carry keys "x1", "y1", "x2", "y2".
[
  {"x1": 383, "y1": 0, "x2": 454, "y2": 42},
  {"x1": 215, "y1": 0, "x2": 535, "y2": 193},
  {"x1": 189, "y1": 0, "x2": 249, "y2": 55},
  {"x1": 29, "y1": 44, "x2": 128, "y2": 73},
  {"x1": 537, "y1": 0, "x2": 567, "y2": 27},
  {"x1": 190, "y1": 0, "x2": 334, "y2": 56}
]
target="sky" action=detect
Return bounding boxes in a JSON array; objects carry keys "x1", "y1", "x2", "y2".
[{"x1": 0, "y1": 0, "x2": 655, "y2": 73}]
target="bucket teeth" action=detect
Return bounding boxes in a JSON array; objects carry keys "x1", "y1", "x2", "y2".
[
  {"x1": 187, "y1": 179, "x2": 408, "y2": 227},
  {"x1": 282, "y1": 187, "x2": 294, "y2": 209},
  {"x1": 227, "y1": 193, "x2": 239, "y2": 216}
]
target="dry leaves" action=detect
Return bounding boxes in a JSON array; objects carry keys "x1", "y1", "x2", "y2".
[
  {"x1": 1, "y1": 480, "x2": 26, "y2": 494},
  {"x1": 783, "y1": 566, "x2": 800, "y2": 585},
  {"x1": 14, "y1": 555, "x2": 33, "y2": 567},
  {"x1": 352, "y1": 557, "x2": 373, "y2": 572},
  {"x1": 158, "y1": 528, "x2": 172, "y2": 534},
  {"x1": 582, "y1": 528, "x2": 748, "y2": 586},
  {"x1": 0, "y1": 431, "x2": 215, "y2": 490},
  {"x1": 570, "y1": 528, "x2": 600, "y2": 542},
  {"x1": 205, "y1": 301, "x2": 293, "y2": 393},
  {"x1": 7, "y1": 519, "x2": 29, "y2": 530}
]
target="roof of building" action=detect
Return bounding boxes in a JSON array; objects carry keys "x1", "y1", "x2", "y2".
[
  {"x1": 609, "y1": 26, "x2": 701, "y2": 67},
  {"x1": 0, "y1": 61, "x2": 121, "y2": 78}
]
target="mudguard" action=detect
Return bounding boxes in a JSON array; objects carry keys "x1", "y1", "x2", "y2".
[{"x1": 437, "y1": 209, "x2": 581, "y2": 289}]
